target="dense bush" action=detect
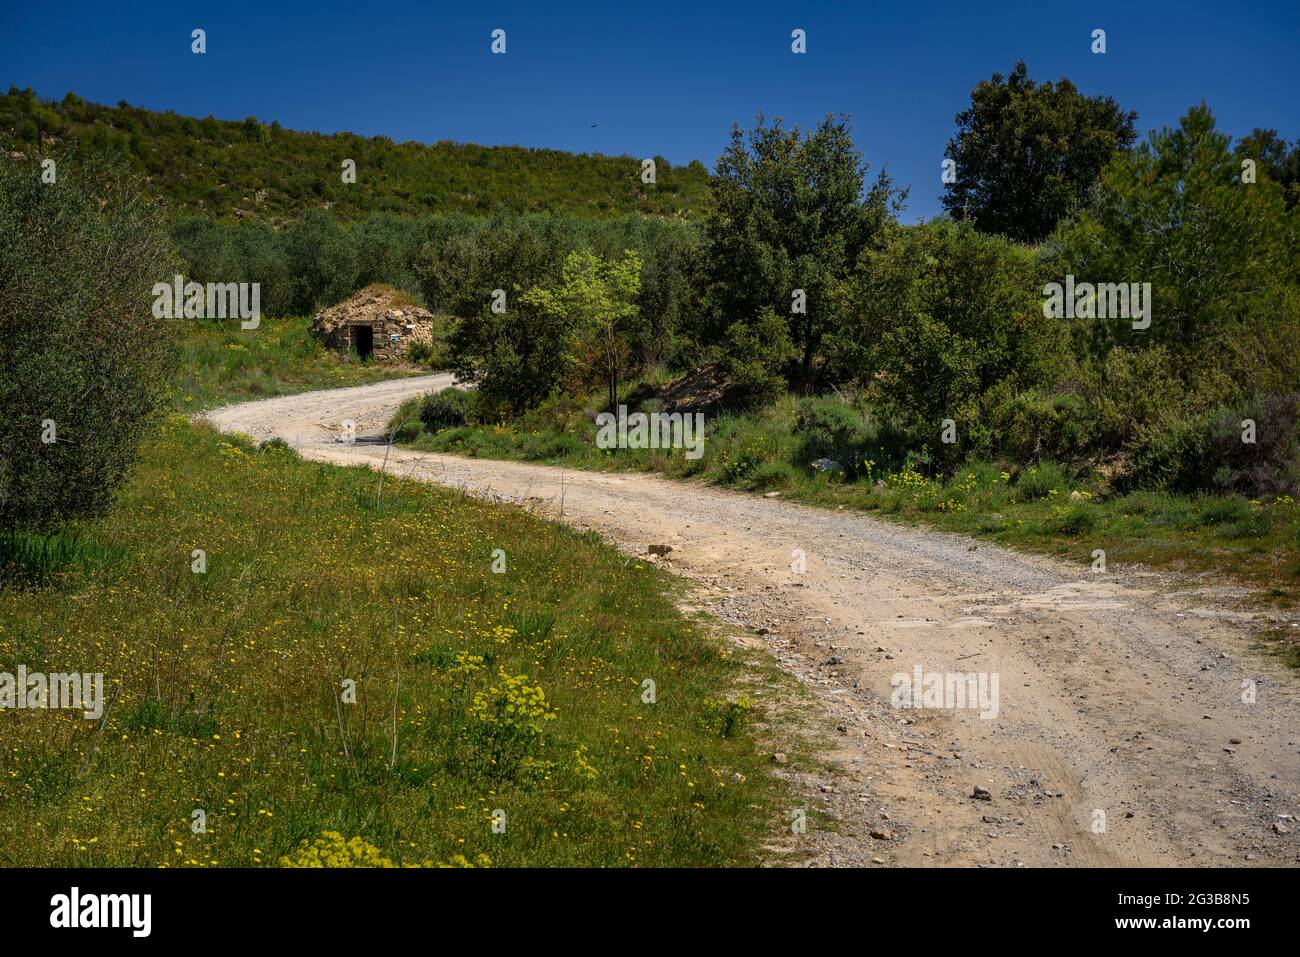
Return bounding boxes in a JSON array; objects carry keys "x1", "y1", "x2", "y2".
[
  {"x1": 713, "y1": 310, "x2": 795, "y2": 411},
  {"x1": 418, "y1": 388, "x2": 478, "y2": 432},
  {"x1": 979, "y1": 387, "x2": 1095, "y2": 464},
  {"x1": 833, "y1": 219, "x2": 1064, "y2": 467},
  {"x1": 1123, "y1": 394, "x2": 1300, "y2": 494},
  {"x1": 0, "y1": 155, "x2": 178, "y2": 532},
  {"x1": 450, "y1": 298, "x2": 577, "y2": 415},
  {"x1": 521, "y1": 432, "x2": 588, "y2": 461},
  {"x1": 1014, "y1": 461, "x2": 1070, "y2": 501}
]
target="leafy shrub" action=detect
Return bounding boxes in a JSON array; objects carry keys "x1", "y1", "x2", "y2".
[
  {"x1": 720, "y1": 443, "x2": 767, "y2": 483},
  {"x1": 795, "y1": 397, "x2": 873, "y2": 474},
  {"x1": 982, "y1": 387, "x2": 1094, "y2": 464},
  {"x1": 1198, "y1": 395, "x2": 1300, "y2": 495},
  {"x1": 1123, "y1": 395, "x2": 1299, "y2": 495},
  {"x1": 1195, "y1": 496, "x2": 1253, "y2": 527},
  {"x1": 1223, "y1": 512, "x2": 1272, "y2": 539},
  {"x1": 521, "y1": 431, "x2": 587, "y2": 461},
  {"x1": 258, "y1": 437, "x2": 297, "y2": 457},
  {"x1": 715, "y1": 309, "x2": 795, "y2": 410},
  {"x1": 1116, "y1": 491, "x2": 1169, "y2": 516},
  {"x1": 837, "y1": 220, "x2": 1062, "y2": 468},
  {"x1": 0, "y1": 155, "x2": 178, "y2": 533},
  {"x1": 748, "y1": 460, "x2": 796, "y2": 490},
  {"x1": 406, "y1": 339, "x2": 438, "y2": 367},
  {"x1": 1051, "y1": 504, "x2": 1097, "y2": 535},
  {"x1": 1124, "y1": 415, "x2": 1206, "y2": 491},
  {"x1": 1015, "y1": 461, "x2": 1069, "y2": 501},
  {"x1": 1078, "y1": 347, "x2": 1190, "y2": 450},
  {"x1": 418, "y1": 426, "x2": 516, "y2": 458},
  {"x1": 450, "y1": 298, "x2": 577, "y2": 414},
  {"x1": 419, "y1": 387, "x2": 477, "y2": 432}
]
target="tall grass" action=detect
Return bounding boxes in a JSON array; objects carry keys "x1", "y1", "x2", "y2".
[{"x1": 0, "y1": 529, "x2": 127, "y2": 587}]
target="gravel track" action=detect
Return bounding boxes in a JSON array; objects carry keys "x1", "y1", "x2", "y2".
[{"x1": 205, "y1": 375, "x2": 1300, "y2": 867}]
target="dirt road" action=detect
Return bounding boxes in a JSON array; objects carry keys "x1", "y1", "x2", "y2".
[{"x1": 206, "y1": 375, "x2": 1300, "y2": 867}]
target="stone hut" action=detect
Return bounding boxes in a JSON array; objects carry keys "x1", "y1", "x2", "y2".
[{"x1": 311, "y1": 285, "x2": 435, "y2": 361}]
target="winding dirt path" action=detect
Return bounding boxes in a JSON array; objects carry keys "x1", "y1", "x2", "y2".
[{"x1": 205, "y1": 375, "x2": 1300, "y2": 868}]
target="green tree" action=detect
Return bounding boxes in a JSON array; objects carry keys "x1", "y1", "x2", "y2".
[
  {"x1": 283, "y1": 209, "x2": 359, "y2": 313},
  {"x1": 520, "y1": 249, "x2": 642, "y2": 411},
  {"x1": 1053, "y1": 104, "x2": 1299, "y2": 391},
  {"x1": 833, "y1": 220, "x2": 1059, "y2": 464},
  {"x1": 704, "y1": 114, "x2": 902, "y2": 391},
  {"x1": 943, "y1": 61, "x2": 1137, "y2": 243},
  {"x1": 449, "y1": 298, "x2": 576, "y2": 414},
  {"x1": 1236, "y1": 128, "x2": 1300, "y2": 208}
]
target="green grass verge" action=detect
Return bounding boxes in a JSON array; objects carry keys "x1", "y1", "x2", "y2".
[{"x1": 0, "y1": 418, "x2": 790, "y2": 866}]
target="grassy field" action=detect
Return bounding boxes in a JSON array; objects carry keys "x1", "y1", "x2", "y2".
[
  {"x1": 392, "y1": 391, "x2": 1300, "y2": 666},
  {"x1": 0, "y1": 418, "x2": 794, "y2": 867},
  {"x1": 175, "y1": 316, "x2": 424, "y2": 410}
]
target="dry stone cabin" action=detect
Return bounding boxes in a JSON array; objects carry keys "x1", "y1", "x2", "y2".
[{"x1": 311, "y1": 285, "x2": 434, "y2": 361}]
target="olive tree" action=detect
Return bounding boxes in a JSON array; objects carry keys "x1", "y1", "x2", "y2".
[{"x1": 0, "y1": 155, "x2": 178, "y2": 533}]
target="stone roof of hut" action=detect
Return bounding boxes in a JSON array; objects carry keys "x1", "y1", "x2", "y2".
[{"x1": 310, "y1": 284, "x2": 433, "y2": 336}]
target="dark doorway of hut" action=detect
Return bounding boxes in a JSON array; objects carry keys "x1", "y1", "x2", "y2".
[{"x1": 353, "y1": 325, "x2": 373, "y2": 360}]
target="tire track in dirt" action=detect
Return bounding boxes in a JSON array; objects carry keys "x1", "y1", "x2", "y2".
[{"x1": 205, "y1": 375, "x2": 1300, "y2": 867}]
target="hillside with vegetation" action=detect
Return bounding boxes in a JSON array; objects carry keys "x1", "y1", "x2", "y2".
[{"x1": 0, "y1": 87, "x2": 712, "y2": 223}]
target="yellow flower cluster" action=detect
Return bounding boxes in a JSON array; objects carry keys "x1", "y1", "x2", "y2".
[
  {"x1": 279, "y1": 831, "x2": 491, "y2": 868},
  {"x1": 437, "y1": 853, "x2": 493, "y2": 868},
  {"x1": 470, "y1": 672, "x2": 557, "y2": 734},
  {"x1": 279, "y1": 832, "x2": 400, "y2": 868},
  {"x1": 571, "y1": 745, "x2": 599, "y2": 781},
  {"x1": 885, "y1": 466, "x2": 937, "y2": 493},
  {"x1": 446, "y1": 651, "x2": 487, "y2": 680}
]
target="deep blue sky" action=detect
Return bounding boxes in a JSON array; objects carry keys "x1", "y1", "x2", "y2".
[{"x1": 2, "y1": 1, "x2": 1297, "y2": 220}]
